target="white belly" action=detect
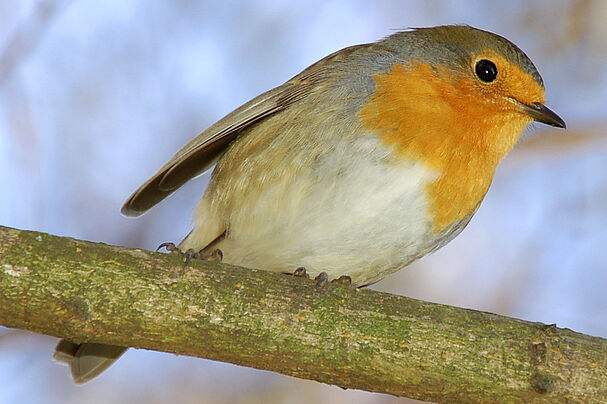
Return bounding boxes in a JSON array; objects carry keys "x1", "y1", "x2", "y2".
[{"x1": 186, "y1": 135, "x2": 439, "y2": 286}]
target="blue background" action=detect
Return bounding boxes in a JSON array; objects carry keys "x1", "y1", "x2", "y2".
[{"x1": 1, "y1": 1, "x2": 606, "y2": 403}]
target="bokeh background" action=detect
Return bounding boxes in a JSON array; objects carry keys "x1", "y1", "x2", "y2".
[{"x1": 1, "y1": 1, "x2": 606, "y2": 403}]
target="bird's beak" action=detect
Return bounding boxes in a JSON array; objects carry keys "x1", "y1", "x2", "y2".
[{"x1": 520, "y1": 102, "x2": 566, "y2": 129}]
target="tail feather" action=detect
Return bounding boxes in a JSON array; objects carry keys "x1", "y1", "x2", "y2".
[{"x1": 54, "y1": 340, "x2": 127, "y2": 384}]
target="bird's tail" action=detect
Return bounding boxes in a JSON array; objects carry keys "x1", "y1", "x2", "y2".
[{"x1": 54, "y1": 340, "x2": 127, "y2": 384}]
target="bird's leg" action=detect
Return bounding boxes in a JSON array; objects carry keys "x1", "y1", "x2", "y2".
[{"x1": 202, "y1": 248, "x2": 223, "y2": 263}]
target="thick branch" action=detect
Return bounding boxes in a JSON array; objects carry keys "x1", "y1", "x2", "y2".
[{"x1": 0, "y1": 225, "x2": 605, "y2": 403}]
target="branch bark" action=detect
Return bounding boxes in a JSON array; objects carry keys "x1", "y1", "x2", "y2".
[{"x1": 0, "y1": 225, "x2": 605, "y2": 403}]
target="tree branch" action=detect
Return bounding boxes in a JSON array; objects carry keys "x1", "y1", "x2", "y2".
[{"x1": 0, "y1": 225, "x2": 605, "y2": 403}]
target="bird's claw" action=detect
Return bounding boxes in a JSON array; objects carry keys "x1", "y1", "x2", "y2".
[
  {"x1": 331, "y1": 275, "x2": 352, "y2": 287},
  {"x1": 156, "y1": 242, "x2": 180, "y2": 254},
  {"x1": 314, "y1": 272, "x2": 329, "y2": 287},
  {"x1": 293, "y1": 267, "x2": 310, "y2": 279}
]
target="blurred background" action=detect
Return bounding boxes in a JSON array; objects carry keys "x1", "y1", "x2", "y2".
[{"x1": 1, "y1": 0, "x2": 606, "y2": 403}]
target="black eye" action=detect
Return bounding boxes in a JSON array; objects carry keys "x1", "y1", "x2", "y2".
[{"x1": 475, "y1": 59, "x2": 498, "y2": 83}]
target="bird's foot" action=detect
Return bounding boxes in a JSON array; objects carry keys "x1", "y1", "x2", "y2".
[
  {"x1": 157, "y1": 242, "x2": 223, "y2": 268},
  {"x1": 290, "y1": 268, "x2": 351, "y2": 288}
]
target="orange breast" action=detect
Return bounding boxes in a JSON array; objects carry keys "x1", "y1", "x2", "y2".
[{"x1": 359, "y1": 61, "x2": 532, "y2": 233}]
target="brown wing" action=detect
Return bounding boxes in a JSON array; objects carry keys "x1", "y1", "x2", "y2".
[{"x1": 121, "y1": 44, "x2": 368, "y2": 217}]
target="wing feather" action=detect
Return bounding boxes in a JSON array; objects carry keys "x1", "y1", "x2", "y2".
[{"x1": 121, "y1": 44, "x2": 368, "y2": 217}]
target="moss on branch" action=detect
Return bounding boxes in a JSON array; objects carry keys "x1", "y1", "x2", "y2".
[{"x1": 0, "y1": 225, "x2": 606, "y2": 403}]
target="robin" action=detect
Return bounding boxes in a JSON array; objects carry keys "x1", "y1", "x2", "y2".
[{"x1": 56, "y1": 25, "x2": 565, "y2": 382}]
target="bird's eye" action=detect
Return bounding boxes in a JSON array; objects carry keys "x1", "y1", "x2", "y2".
[{"x1": 475, "y1": 59, "x2": 498, "y2": 83}]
